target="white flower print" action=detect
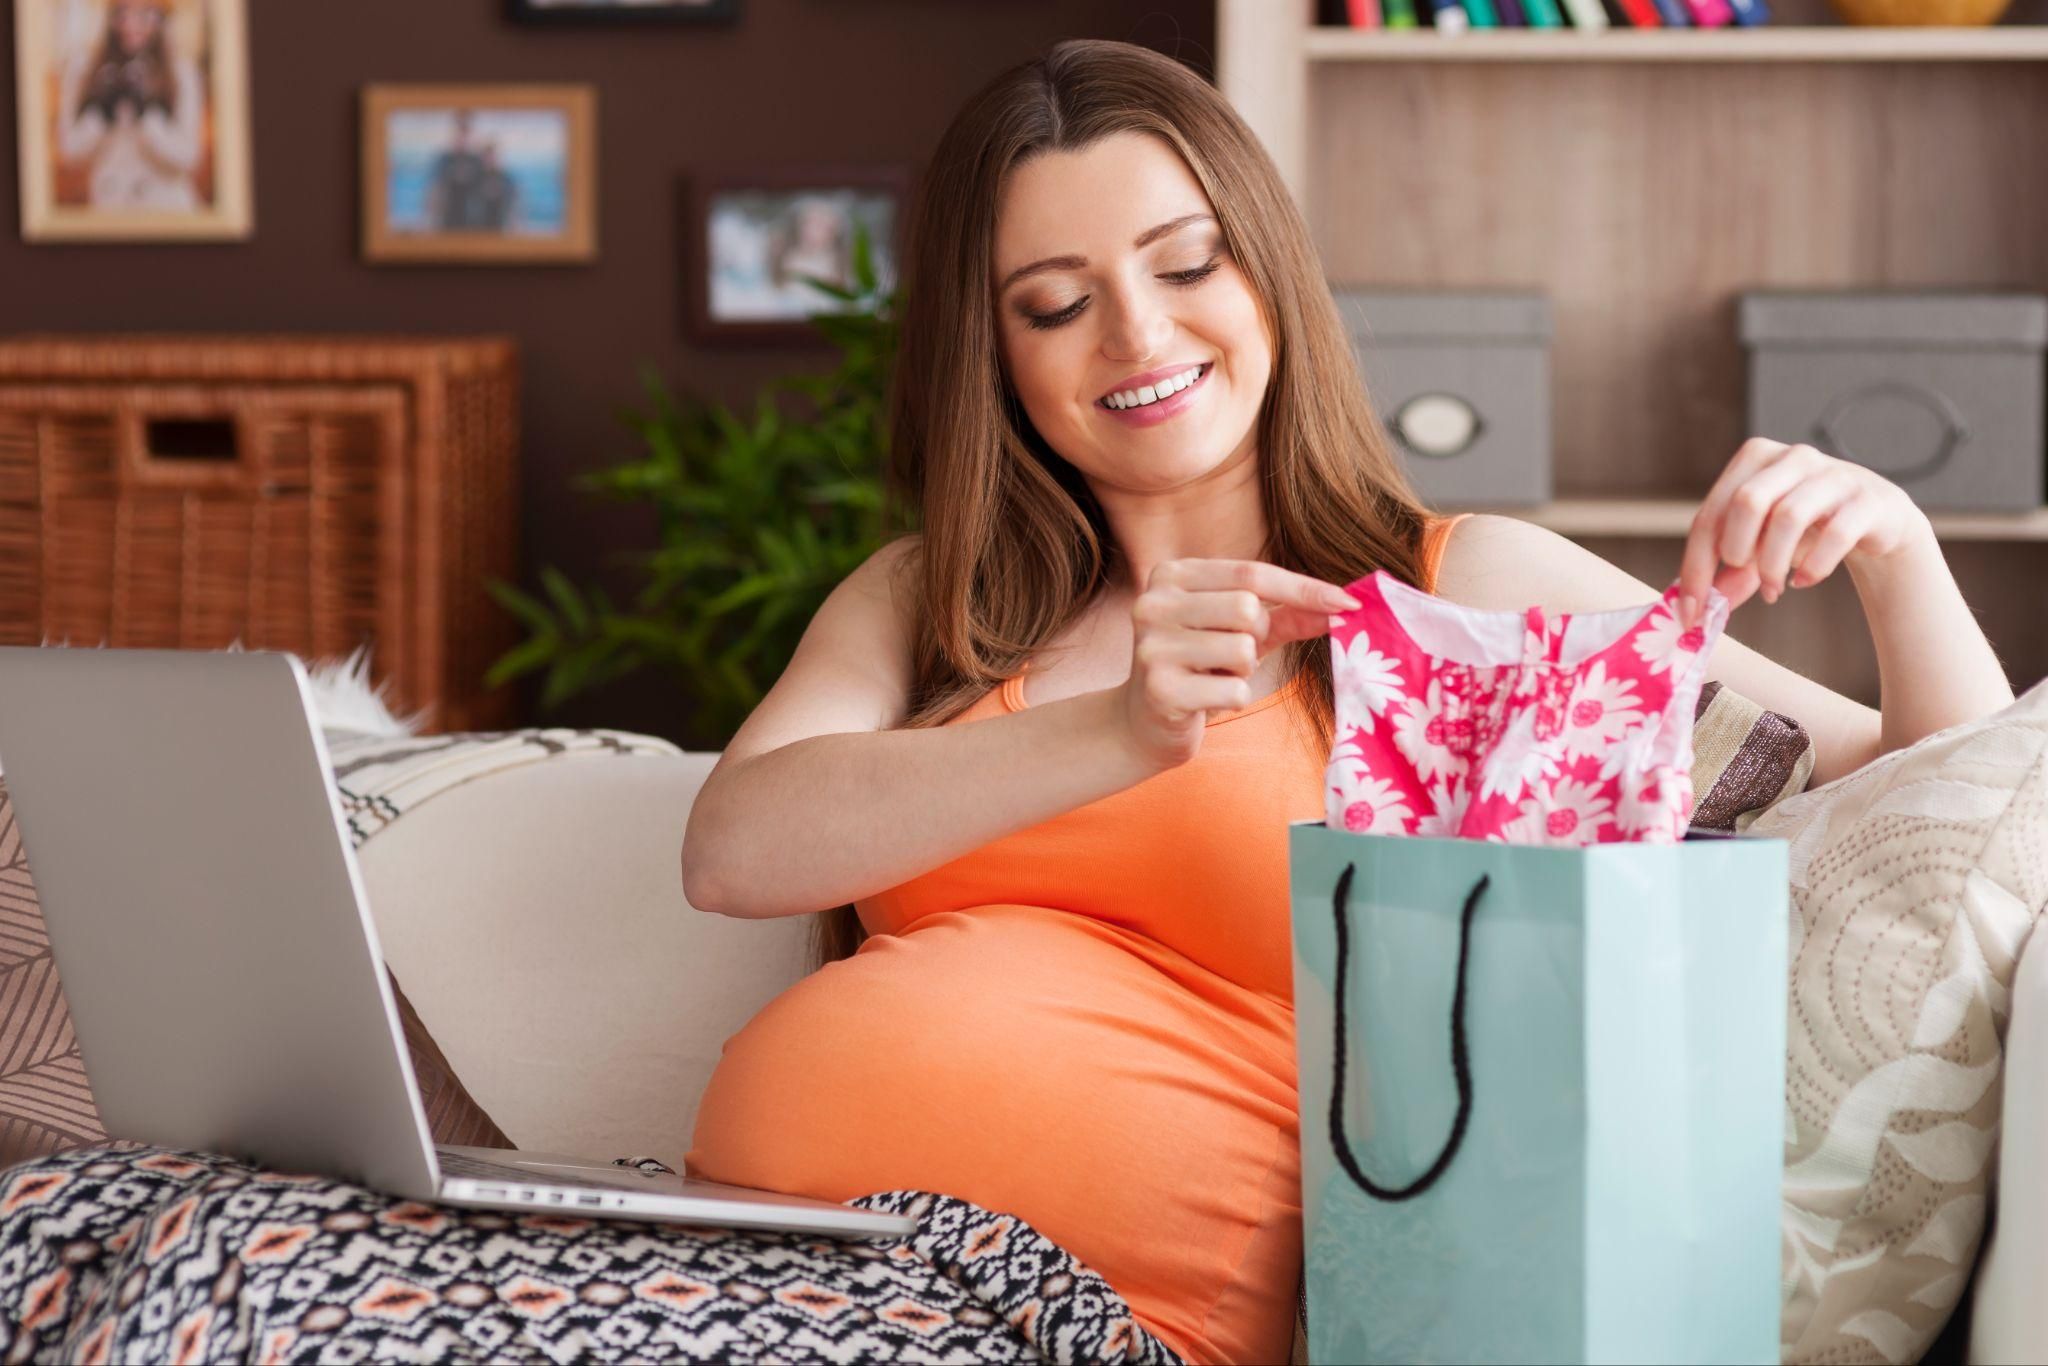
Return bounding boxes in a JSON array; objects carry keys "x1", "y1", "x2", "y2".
[
  {"x1": 1476, "y1": 708, "x2": 1561, "y2": 804},
  {"x1": 1496, "y1": 776, "x2": 1614, "y2": 847},
  {"x1": 1613, "y1": 768, "x2": 1690, "y2": 842},
  {"x1": 1390, "y1": 678, "x2": 1461, "y2": 784},
  {"x1": 1412, "y1": 772, "x2": 1472, "y2": 838},
  {"x1": 1328, "y1": 767, "x2": 1416, "y2": 836},
  {"x1": 1631, "y1": 601, "x2": 1709, "y2": 677},
  {"x1": 1560, "y1": 662, "x2": 1645, "y2": 762},
  {"x1": 1333, "y1": 627, "x2": 1405, "y2": 725}
]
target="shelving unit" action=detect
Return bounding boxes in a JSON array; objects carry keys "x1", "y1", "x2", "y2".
[
  {"x1": 1304, "y1": 24, "x2": 2048, "y2": 60},
  {"x1": 1217, "y1": 0, "x2": 2048, "y2": 704},
  {"x1": 1478, "y1": 499, "x2": 2048, "y2": 540}
]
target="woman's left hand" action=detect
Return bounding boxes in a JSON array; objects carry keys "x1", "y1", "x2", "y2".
[{"x1": 1676, "y1": 438, "x2": 1934, "y2": 629}]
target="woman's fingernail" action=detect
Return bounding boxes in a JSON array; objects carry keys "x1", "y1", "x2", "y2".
[
  {"x1": 1678, "y1": 592, "x2": 1698, "y2": 628},
  {"x1": 1329, "y1": 591, "x2": 1362, "y2": 610}
]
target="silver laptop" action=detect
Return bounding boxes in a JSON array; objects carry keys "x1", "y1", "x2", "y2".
[{"x1": 0, "y1": 645, "x2": 913, "y2": 1240}]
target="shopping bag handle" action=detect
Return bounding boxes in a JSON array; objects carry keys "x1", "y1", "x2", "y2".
[{"x1": 1327, "y1": 862, "x2": 1488, "y2": 1203}]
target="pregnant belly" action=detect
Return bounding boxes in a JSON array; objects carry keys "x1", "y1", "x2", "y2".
[{"x1": 683, "y1": 903, "x2": 1302, "y2": 1366}]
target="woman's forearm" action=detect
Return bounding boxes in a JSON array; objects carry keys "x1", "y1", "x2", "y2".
[
  {"x1": 1849, "y1": 515, "x2": 2016, "y2": 757},
  {"x1": 681, "y1": 687, "x2": 1160, "y2": 920}
]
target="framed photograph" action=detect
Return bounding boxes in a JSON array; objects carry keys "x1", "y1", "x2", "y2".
[
  {"x1": 360, "y1": 83, "x2": 596, "y2": 265},
  {"x1": 682, "y1": 165, "x2": 908, "y2": 346},
  {"x1": 13, "y1": 0, "x2": 254, "y2": 242},
  {"x1": 505, "y1": 0, "x2": 740, "y2": 22}
]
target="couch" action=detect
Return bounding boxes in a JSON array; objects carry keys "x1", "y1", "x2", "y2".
[{"x1": 349, "y1": 736, "x2": 2046, "y2": 1363}]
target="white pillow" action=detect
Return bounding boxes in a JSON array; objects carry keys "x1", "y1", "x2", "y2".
[{"x1": 1748, "y1": 676, "x2": 2048, "y2": 1363}]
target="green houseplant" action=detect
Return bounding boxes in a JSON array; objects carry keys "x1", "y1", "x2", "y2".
[{"x1": 487, "y1": 226, "x2": 913, "y2": 745}]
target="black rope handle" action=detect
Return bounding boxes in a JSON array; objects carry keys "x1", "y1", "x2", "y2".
[{"x1": 1327, "y1": 862, "x2": 1489, "y2": 1203}]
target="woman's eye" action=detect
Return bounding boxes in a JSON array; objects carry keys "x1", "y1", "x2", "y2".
[{"x1": 1021, "y1": 258, "x2": 1222, "y2": 332}]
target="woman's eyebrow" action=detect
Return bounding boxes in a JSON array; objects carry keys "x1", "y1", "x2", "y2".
[{"x1": 996, "y1": 213, "x2": 1215, "y2": 294}]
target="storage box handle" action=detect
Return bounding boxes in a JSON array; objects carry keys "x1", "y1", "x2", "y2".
[
  {"x1": 1327, "y1": 861, "x2": 1488, "y2": 1203},
  {"x1": 1811, "y1": 379, "x2": 1968, "y2": 485}
]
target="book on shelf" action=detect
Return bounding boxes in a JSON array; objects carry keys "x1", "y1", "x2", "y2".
[{"x1": 1318, "y1": 0, "x2": 1770, "y2": 27}]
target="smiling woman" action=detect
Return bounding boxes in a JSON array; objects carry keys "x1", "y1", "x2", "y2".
[
  {"x1": 681, "y1": 39, "x2": 1438, "y2": 1366},
  {"x1": 678, "y1": 30, "x2": 2011, "y2": 1366}
]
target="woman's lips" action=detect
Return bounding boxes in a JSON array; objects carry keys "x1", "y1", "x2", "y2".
[{"x1": 1097, "y1": 362, "x2": 1211, "y2": 428}]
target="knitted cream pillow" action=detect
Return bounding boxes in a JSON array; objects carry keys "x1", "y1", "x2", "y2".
[{"x1": 1749, "y1": 676, "x2": 2048, "y2": 1364}]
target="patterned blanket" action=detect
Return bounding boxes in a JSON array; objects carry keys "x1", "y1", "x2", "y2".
[{"x1": 0, "y1": 1143, "x2": 1183, "y2": 1364}]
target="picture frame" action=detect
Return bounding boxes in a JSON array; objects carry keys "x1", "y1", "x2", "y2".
[
  {"x1": 681, "y1": 164, "x2": 909, "y2": 347},
  {"x1": 360, "y1": 83, "x2": 597, "y2": 265},
  {"x1": 504, "y1": 0, "x2": 741, "y2": 23},
  {"x1": 13, "y1": 0, "x2": 254, "y2": 242}
]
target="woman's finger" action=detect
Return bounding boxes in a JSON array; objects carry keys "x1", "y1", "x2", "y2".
[
  {"x1": 1152, "y1": 558, "x2": 1359, "y2": 613},
  {"x1": 1791, "y1": 496, "x2": 1877, "y2": 588},
  {"x1": 1715, "y1": 445, "x2": 1822, "y2": 573},
  {"x1": 1679, "y1": 439, "x2": 1788, "y2": 620},
  {"x1": 1164, "y1": 588, "x2": 1272, "y2": 641},
  {"x1": 1143, "y1": 627, "x2": 1259, "y2": 678},
  {"x1": 1259, "y1": 602, "x2": 1344, "y2": 656},
  {"x1": 1752, "y1": 470, "x2": 1858, "y2": 601}
]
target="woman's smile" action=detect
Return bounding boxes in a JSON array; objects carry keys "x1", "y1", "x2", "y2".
[{"x1": 1095, "y1": 360, "x2": 1212, "y2": 429}]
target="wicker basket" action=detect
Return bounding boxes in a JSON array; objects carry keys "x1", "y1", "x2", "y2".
[{"x1": 0, "y1": 336, "x2": 519, "y2": 732}]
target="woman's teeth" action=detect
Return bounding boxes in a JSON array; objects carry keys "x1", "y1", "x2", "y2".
[{"x1": 1102, "y1": 363, "x2": 1205, "y2": 410}]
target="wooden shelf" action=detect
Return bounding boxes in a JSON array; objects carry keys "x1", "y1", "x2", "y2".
[
  {"x1": 1305, "y1": 25, "x2": 2048, "y2": 62},
  {"x1": 1461, "y1": 499, "x2": 2048, "y2": 540}
]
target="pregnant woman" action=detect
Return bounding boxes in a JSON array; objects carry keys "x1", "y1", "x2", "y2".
[{"x1": 680, "y1": 38, "x2": 2013, "y2": 1366}]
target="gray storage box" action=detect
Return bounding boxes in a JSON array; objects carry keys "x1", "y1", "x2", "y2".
[
  {"x1": 1740, "y1": 290, "x2": 2048, "y2": 512},
  {"x1": 1335, "y1": 289, "x2": 1554, "y2": 507}
]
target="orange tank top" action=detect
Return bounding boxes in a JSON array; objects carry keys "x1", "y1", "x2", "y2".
[{"x1": 685, "y1": 515, "x2": 1467, "y2": 1365}]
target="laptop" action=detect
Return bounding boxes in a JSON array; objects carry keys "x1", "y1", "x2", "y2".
[{"x1": 0, "y1": 645, "x2": 914, "y2": 1240}]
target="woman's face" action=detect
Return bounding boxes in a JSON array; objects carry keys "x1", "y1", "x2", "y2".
[
  {"x1": 112, "y1": 2, "x2": 162, "y2": 54},
  {"x1": 992, "y1": 130, "x2": 1273, "y2": 496}
]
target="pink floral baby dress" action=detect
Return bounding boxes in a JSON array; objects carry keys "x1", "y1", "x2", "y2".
[{"x1": 1325, "y1": 570, "x2": 1732, "y2": 846}]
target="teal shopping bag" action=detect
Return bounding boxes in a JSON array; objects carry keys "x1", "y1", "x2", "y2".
[{"x1": 1289, "y1": 820, "x2": 1788, "y2": 1365}]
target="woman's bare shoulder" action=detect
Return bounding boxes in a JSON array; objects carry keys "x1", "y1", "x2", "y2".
[
  {"x1": 1431, "y1": 513, "x2": 1652, "y2": 613},
  {"x1": 715, "y1": 533, "x2": 923, "y2": 765}
]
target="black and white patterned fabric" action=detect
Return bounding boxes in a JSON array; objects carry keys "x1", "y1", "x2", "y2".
[{"x1": 0, "y1": 1142, "x2": 1183, "y2": 1364}]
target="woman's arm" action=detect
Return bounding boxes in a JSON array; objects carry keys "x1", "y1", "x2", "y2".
[
  {"x1": 1675, "y1": 438, "x2": 2014, "y2": 763},
  {"x1": 680, "y1": 537, "x2": 1160, "y2": 920},
  {"x1": 1436, "y1": 474, "x2": 2013, "y2": 791},
  {"x1": 683, "y1": 540, "x2": 1356, "y2": 919}
]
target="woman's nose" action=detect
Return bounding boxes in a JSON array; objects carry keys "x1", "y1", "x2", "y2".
[{"x1": 1099, "y1": 287, "x2": 1176, "y2": 363}]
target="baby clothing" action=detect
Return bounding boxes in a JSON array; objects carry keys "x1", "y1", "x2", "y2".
[{"x1": 1325, "y1": 569, "x2": 1731, "y2": 846}]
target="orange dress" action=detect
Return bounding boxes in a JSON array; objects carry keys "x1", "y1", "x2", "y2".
[{"x1": 686, "y1": 515, "x2": 1467, "y2": 1364}]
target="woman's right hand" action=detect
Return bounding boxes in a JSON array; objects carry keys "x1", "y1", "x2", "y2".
[{"x1": 1115, "y1": 558, "x2": 1361, "y2": 772}]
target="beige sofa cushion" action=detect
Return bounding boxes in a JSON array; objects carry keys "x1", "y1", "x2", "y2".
[
  {"x1": 1751, "y1": 677, "x2": 2048, "y2": 1363},
  {"x1": 356, "y1": 749, "x2": 813, "y2": 1174}
]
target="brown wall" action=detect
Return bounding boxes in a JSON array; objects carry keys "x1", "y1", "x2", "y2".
[{"x1": 0, "y1": 0, "x2": 1214, "y2": 743}]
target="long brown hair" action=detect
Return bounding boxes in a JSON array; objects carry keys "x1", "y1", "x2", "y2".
[{"x1": 810, "y1": 38, "x2": 1432, "y2": 970}]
